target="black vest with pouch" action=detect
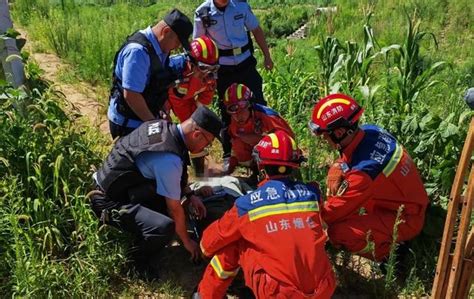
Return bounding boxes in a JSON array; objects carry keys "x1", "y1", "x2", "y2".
[
  {"x1": 96, "y1": 120, "x2": 189, "y2": 202},
  {"x1": 110, "y1": 31, "x2": 177, "y2": 123}
]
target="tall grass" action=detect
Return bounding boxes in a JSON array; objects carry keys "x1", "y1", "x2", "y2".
[{"x1": 0, "y1": 56, "x2": 126, "y2": 296}]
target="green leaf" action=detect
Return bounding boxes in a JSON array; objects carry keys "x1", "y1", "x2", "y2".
[
  {"x1": 440, "y1": 123, "x2": 459, "y2": 139},
  {"x1": 419, "y1": 113, "x2": 433, "y2": 130},
  {"x1": 33, "y1": 198, "x2": 41, "y2": 212}
]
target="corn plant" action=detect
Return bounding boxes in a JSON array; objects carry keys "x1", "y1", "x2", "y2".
[
  {"x1": 385, "y1": 12, "x2": 447, "y2": 125},
  {"x1": 315, "y1": 14, "x2": 400, "y2": 97},
  {"x1": 314, "y1": 36, "x2": 343, "y2": 95}
]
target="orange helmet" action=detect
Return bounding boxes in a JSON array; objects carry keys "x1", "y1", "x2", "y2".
[
  {"x1": 189, "y1": 35, "x2": 219, "y2": 65},
  {"x1": 223, "y1": 83, "x2": 253, "y2": 113},
  {"x1": 253, "y1": 130, "x2": 303, "y2": 169},
  {"x1": 309, "y1": 93, "x2": 363, "y2": 135}
]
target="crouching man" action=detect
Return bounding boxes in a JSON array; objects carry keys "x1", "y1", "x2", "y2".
[
  {"x1": 308, "y1": 93, "x2": 429, "y2": 261},
  {"x1": 89, "y1": 106, "x2": 222, "y2": 279},
  {"x1": 194, "y1": 131, "x2": 336, "y2": 299}
]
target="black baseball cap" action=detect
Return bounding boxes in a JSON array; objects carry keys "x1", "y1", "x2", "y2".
[
  {"x1": 164, "y1": 9, "x2": 193, "y2": 51},
  {"x1": 191, "y1": 106, "x2": 223, "y2": 143}
]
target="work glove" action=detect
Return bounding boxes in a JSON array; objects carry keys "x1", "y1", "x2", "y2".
[{"x1": 326, "y1": 161, "x2": 345, "y2": 197}]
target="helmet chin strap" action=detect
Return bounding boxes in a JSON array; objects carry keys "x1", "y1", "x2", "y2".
[
  {"x1": 257, "y1": 168, "x2": 267, "y2": 182},
  {"x1": 328, "y1": 128, "x2": 355, "y2": 149}
]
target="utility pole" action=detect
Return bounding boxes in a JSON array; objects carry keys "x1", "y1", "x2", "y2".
[{"x1": 0, "y1": 0, "x2": 25, "y2": 87}]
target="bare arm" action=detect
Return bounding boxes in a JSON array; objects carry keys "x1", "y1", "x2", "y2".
[
  {"x1": 166, "y1": 197, "x2": 201, "y2": 260},
  {"x1": 251, "y1": 25, "x2": 273, "y2": 70},
  {"x1": 123, "y1": 89, "x2": 155, "y2": 121}
]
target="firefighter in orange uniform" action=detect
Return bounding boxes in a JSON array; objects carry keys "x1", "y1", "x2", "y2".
[
  {"x1": 308, "y1": 93, "x2": 429, "y2": 261},
  {"x1": 223, "y1": 83, "x2": 294, "y2": 177},
  {"x1": 167, "y1": 35, "x2": 220, "y2": 176},
  {"x1": 168, "y1": 35, "x2": 220, "y2": 123},
  {"x1": 195, "y1": 131, "x2": 336, "y2": 299}
]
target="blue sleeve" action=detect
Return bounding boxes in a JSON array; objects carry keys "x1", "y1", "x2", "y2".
[
  {"x1": 193, "y1": 10, "x2": 207, "y2": 38},
  {"x1": 119, "y1": 44, "x2": 150, "y2": 93},
  {"x1": 244, "y1": 3, "x2": 259, "y2": 31},
  {"x1": 135, "y1": 152, "x2": 183, "y2": 200}
]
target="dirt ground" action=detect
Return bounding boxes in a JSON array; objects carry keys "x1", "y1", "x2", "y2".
[{"x1": 18, "y1": 29, "x2": 109, "y2": 134}]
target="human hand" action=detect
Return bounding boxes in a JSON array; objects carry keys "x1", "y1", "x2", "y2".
[
  {"x1": 264, "y1": 55, "x2": 273, "y2": 71},
  {"x1": 196, "y1": 186, "x2": 214, "y2": 197},
  {"x1": 190, "y1": 195, "x2": 207, "y2": 219},
  {"x1": 326, "y1": 162, "x2": 344, "y2": 196},
  {"x1": 183, "y1": 239, "x2": 201, "y2": 263},
  {"x1": 206, "y1": 77, "x2": 217, "y2": 89}
]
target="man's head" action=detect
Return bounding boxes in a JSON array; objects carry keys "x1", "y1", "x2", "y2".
[
  {"x1": 181, "y1": 106, "x2": 222, "y2": 154},
  {"x1": 252, "y1": 131, "x2": 304, "y2": 180},
  {"x1": 309, "y1": 93, "x2": 364, "y2": 150},
  {"x1": 224, "y1": 83, "x2": 254, "y2": 125},
  {"x1": 155, "y1": 9, "x2": 193, "y2": 52},
  {"x1": 189, "y1": 35, "x2": 220, "y2": 80},
  {"x1": 214, "y1": 0, "x2": 229, "y2": 8}
]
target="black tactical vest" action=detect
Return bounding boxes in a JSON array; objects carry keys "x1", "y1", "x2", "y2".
[
  {"x1": 96, "y1": 120, "x2": 189, "y2": 202},
  {"x1": 109, "y1": 31, "x2": 178, "y2": 123}
]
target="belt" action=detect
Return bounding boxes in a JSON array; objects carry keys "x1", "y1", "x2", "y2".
[
  {"x1": 217, "y1": 55, "x2": 256, "y2": 74},
  {"x1": 218, "y1": 42, "x2": 251, "y2": 57},
  {"x1": 107, "y1": 97, "x2": 143, "y2": 129}
]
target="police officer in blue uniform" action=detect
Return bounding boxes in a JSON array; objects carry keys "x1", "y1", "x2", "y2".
[
  {"x1": 108, "y1": 9, "x2": 193, "y2": 139},
  {"x1": 193, "y1": 0, "x2": 273, "y2": 163},
  {"x1": 91, "y1": 106, "x2": 222, "y2": 280}
]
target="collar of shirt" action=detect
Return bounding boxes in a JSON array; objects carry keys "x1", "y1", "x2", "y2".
[
  {"x1": 341, "y1": 129, "x2": 365, "y2": 162},
  {"x1": 142, "y1": 26, "x2": 168, "y2": 65},
  {"x1": 177, "y1": 124, "x2": 185, "y2": 142}
]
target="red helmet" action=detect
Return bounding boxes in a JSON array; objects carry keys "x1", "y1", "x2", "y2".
[
  {"x1": 309, "y1": 93, "x2": 364, "y2": 135},
  {"x1": 189, "y1": 35, "x2": 219, "y2": 65},
  {"x1": 253, "y1": 130, "x2": 303, "y2": 169},
  {"x1": 223, "y1": 83, "x2": 253, "y2": 105}
]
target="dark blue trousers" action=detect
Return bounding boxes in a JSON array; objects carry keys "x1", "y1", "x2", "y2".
[{"x1": 90, "y1": 192, "x2": 175, "y2": 268}]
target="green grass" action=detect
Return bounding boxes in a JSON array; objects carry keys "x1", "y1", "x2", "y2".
[
  {"x1": 4, "y1": 0, "x2": 474, "y2": 297},
  {"x1": 0, "y1": 56, "x2": 126, "y2": 297}
]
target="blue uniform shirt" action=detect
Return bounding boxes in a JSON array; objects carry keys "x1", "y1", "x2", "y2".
[
  {"x1": 134, "y1": 124, "x2": 186, "y2": 200},
  {"x1": 135, "y1": 152, "x2": 183, "y2": 200},
  {"x1": 194, "y1": 0, "x2": 259, "y2": 66},
  {"x1": 108, "y1": 26, "x2": 169, "y2": 128}
]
